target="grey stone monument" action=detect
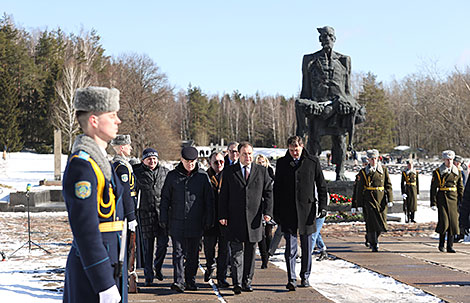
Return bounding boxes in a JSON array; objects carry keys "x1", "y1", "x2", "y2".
[{"x1": 296, "y1": 26, "x2": 366, "y2": 180}]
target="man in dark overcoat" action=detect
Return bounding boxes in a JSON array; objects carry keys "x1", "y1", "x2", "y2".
[
  {"x1": 160, "y1": 146, "x2": 214, "y2": 292},
  {"x1": 203, "y1": 152, "x2": 230, "y2": 288},
  {"x1": 430, "y1": 150, "x2": 464, "y2": 253},
  {"x1": 273, "y1": 136, "x2": 327, "y2": 291},
  {"x1": 133, "y1": 148, "x2": 169, "y2": 286},
  {"x1": 63, "y1": 87, "x2": 124, "y2": 303},
  {"x1": 219, "y1": 142, "x2": 273, "y2": 294},
  {"x1": 354, "y1": 149, "x2": 393, "y2": 252}
]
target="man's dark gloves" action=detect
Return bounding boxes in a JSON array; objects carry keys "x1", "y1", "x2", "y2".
[
  {"x1": 158, "y1": 222, "x2": 167, "y2": 230},
  {"x1": 318, "y1": 209, "x2": 327, "y2": 218}
]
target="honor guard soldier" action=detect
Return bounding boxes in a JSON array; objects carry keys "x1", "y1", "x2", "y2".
[
  {"x1": 63, "y1": 87, "x2": 126, "y2": 303},
  {"x1": 110, "y1": 135, "x2": 138, "y2": 293},
  {"x1": 354, "y1": 149, "x2": 393, "y2": 252},
  {"x1": 401, "y1": 160, "x2": 419, "y2": 223},
  {"x1": 431, "y1": 150, "x2": 464, "y2": 253}
]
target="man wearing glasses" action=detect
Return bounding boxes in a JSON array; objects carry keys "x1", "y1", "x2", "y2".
[
  {"x1": 224, "y1": 141, "x2": 239, "y2": 168},
  {"x1": 203, "y1": 152, "x2": 230, "y2": 288}
]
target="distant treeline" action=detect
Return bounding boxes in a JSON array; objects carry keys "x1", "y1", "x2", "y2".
[{"x1": 1, "y1": 14, "x2": 469, "y2": 159}]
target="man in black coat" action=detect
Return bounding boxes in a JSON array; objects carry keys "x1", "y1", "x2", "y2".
[
  {"x1": 203, "y1": 152, "x2": 230, "y2": 288},
  {"x1": 219, "y1": 142, "x2": 273, "y2": 294},
  {"x1": 133, "y1": 148, "x2": 169, "y2": 286},
  {"x1": 160, "y1": 146, "x2": 215, "y2": 293},
  {"x1": 273, "y1": 136, "x2": 327, "y2": 291}
]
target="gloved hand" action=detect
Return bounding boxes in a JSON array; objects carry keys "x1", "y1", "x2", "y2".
[
  {"x1": 318, "y1": 209, "x2": 327, "y2": 218},
  {"x1": 357, "y1": 207, "x2": 363, "y2": 213},
  {"x1": 402, "y1": 194, "x2": 407, "y2": 199},
  {"x1": 99, "y1": 285, "x2": 120, "y2": 303},
  {"x1": 128, "y1": 220, "x2": 138, "y2": 232},
  {"x1": 158, "y1": 222, "x2": 167, "y2": 230},
  {"x1": 417, "y1": 194, "x2": 420, "y2": 199},
  {"x1": 350, "y1": 208, "x2": 357, "y2": 214},
  {"x1": 431, "y1": 206, "x2": 437, "y2": 211},
  {"x1": 387, "y1": 202, "x2": 393, "y2": 208}
]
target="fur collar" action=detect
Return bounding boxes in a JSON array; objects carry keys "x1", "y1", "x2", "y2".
[
  {"x1": 72, "y1": 134, "x2": 112, "y2": 181},
  {"x1": 366, "y1": 163, "x2": 383, "y2": 175},
  {"x1": 439, "y1": 163, "x2": 459, "y2": 176},
  {"x1": 112, "y1": 154, "x2": 133, "y2": 172}
]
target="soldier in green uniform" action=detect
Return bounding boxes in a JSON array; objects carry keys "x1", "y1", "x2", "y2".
[
  {"x1": 354, "y1": 149, "x2": 393, "y2": 252},
  {"x1": 430, "y1": 150, "x2": 464, "y2": 253},
  {"x1": 401, "y1": 160, "x2": 419, "y2": 223}
]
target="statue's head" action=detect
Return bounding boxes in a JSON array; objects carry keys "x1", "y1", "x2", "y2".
[{"x1": 317, "y1": 26, "x2": 336, "y2": 50}]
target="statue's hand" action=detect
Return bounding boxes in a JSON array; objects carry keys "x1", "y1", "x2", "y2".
[
  {"x1": 338, "y1": 100, "x2": 352, "y2": 115},
  {"x1": 311, "y1": 102, "x2": 324, "y2": 115}
]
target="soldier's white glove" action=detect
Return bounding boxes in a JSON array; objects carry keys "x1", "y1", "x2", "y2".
[
  {"x1": 387, "y1": 202, "x2": 393, "y2": 208},
  {"x1": 357, "y1": 207, "x2": 363, "y2": 213},
  {"x1": 402, "y1": 194, "x2": 407, "y2": 199},
  {"x1": 350, "y1": 208, "x2": 357, "y2": 214},
  {"x1": 99, "y1": 285, "x2": 120, "y2": 303},
  {"x1": 431, "y1": 206, "x2": 437, "y2": 211},
  {"x1": 128, "y1": 220, "x2": 138, "y2": 232},
  {"x1": 417, "y1": 194, "x2": 420, "y2": 199}
]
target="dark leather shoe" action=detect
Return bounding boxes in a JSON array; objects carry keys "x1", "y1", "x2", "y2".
[
  {"x1": 185, "y1": 282, "x2": 199, "y2": 291},
  {"x1": 261, "y1": 262, "x2": 268, "y2": 269},
  {"x1": 233, "y1": 285, "x2": 242, "y2": 294},
  {"x1": 447, "y1": 247, "x2": 456, "y2": 253},
  {"x1": 300, "y1": 279, "x2": 310, "y2": 288},
  {"x1": 171, "y1": 282, "x2": 185, "y2": 293},
  {"x1": 371, "y1": 245, "x2": 379, "y2": 252},
  {"x1": 144, "y1": 279, "x2": 153, "y2": 287},
  {"x1": 286, "y1": 281, "x2": 297, "y2": 291},
  {"x1": 242, "y1": 284, "x2": 253, "y2": 292},
  {"x1": 438, "y1": 246, "x2": 445, "y2": 252},
  {"x1": 217, "y1": 280, "x2": 230, "y2": 288},
  {"x1": 155, "y1": 270, "x2": 164, "y2": 281}
]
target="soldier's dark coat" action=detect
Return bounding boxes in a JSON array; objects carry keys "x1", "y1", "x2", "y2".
[
  {"x1": 430, "y1": 164, "x2": 464, "y2": 235},
  {"x1": 112, "y1": 155, "x2": 136, "y2": 222},
  {"x1": 63, "y1": 135, "x2": 126, "y2": 303},
  {"x1": 401, "y1": 169, "x2": 419, "y2": 212},
  {"x1": 355, "y1": 163, "x2": 393, "y2": 232}
]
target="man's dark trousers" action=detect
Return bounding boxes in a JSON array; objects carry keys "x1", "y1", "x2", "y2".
[
  {"x1": 284, "y1": 232, "x2": 312, "y2": 282},
  {"x1": 171, "y1": 235, "x2": 201, "y2": 285},
  {"x1": 230, "y1": 240, "x2": 256, "y2": 287}
]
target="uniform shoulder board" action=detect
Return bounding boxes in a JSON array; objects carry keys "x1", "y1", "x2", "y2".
[{"x1": 77, "y1": 151, "x2": 90, "y2": 161}]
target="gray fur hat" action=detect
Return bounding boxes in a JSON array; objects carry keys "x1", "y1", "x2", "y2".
[
  {"x1": 73, "y1": 87, "x2": 120, "y2": 112},
  {"x1": 110, "y1": 134, "x2": 131, "y2": 146},
  {"x1": 442, "y1": 150, "x2": 455, "y2": 160},
  {"x1": 366, "y1": 149, "x2": 379, "y2": 159}
]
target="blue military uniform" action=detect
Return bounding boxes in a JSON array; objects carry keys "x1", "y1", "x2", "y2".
[{"x1": 63, "y1": 146, "x2": 127, "y2": 302}]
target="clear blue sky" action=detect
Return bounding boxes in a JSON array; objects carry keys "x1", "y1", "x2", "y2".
[{"x1": 3, "y1": 1, "x2": 470, "y2": 96}]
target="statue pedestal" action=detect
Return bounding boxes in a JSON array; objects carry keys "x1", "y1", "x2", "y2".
[{"x1": 326, "y1": 180, "x2": 355, "y2": 197}]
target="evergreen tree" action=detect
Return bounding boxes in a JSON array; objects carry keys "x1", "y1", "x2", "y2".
[
  {"x1": 355, "y1": 73, "x2": 396, "y2": 152},
  {"x1": 187, "y1": 86, "x2": 210, "y2": 145},
  {"x1": 0, "y1": 15, "x2": 24, "y2": 151}
]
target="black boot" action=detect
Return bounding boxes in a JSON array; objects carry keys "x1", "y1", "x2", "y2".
[
  {"x1": 438, "y1": 234, "x2": 445, "y2": 252},
  {"x1": 410, "y1": 212, "x2": 416, "y2": 223},
  {"x1": 447, "y1": 232, "x2": 456, "y2": 253}
]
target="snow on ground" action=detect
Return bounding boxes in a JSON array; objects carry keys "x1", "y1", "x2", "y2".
[
  {"x1": 269, "y1": 252, "x2": 442, "y2": 303},
  {"x1": 0, "y1": 152, "x2": 450, "y2": 302}
]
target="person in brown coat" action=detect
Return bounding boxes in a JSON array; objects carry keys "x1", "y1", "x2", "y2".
[
  {"x1": 401, "y1": 160, "x2": 419, "y2": 223},
  {"x1": 354, "y1": 149, "x2": 393, "y2": 252},
  {"x1": 430, "y1": 150, "x2": 464, "y2": 253}
]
